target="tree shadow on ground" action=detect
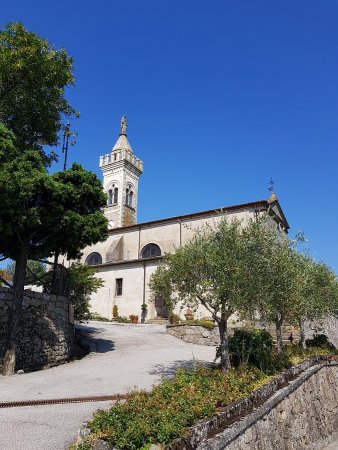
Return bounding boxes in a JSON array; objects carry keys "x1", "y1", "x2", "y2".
[
  {"x1": 75, "y1": 324, "x2": 115, "y2": 354},
  {"x1": 149, "y1": 359, "x2": 216, "y2": 379}
]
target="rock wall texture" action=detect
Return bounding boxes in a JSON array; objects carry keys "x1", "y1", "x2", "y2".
[
  {"x1": 304, "y1": 314, "x2": 338, "y2": 348},
  {"x1": 166, "y1": 324, "x2": 220, "y2": 346},
  {"x1": 0, "y1": 286, "x2": 74, "y2": 372},
  {"x1": 170, "y1": 358, "x2": 338, "y2": 450}
]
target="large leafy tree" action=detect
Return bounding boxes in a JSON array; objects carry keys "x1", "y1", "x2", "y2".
[
  {"x1": 150, "y1": 218, "x2": 265, "y2": 371},
  {"x1": 0, "y1": 21, "x2": 76, "y2": 160},
  {"x1": 0, "y1": 124, "x2": 108, "y2": 374}
]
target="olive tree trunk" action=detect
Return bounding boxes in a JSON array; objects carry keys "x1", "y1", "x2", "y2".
[
  {"x1": 218, "y1": 316, "x2": 231, "y2": 371},
  {"x1": 300, "y1": 319, "x2": 307, "y2": 349},
  {"x1": 275, "y1": 312, "x2": 284, "y2": 355}
]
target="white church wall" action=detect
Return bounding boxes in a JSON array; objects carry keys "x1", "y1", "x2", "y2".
[
  {"x1": 81, "y1": 206, "x2": 265, "y2": 320},
  {"x1": 90, "y1": 260, "x2": 161, "y2": 320}
]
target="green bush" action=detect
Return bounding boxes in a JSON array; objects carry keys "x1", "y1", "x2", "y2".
[
  {"x1": 115, "y1": 316, "x2": 131, "y2": 323},
  {"x1": 305, "y1": 334, "x2": 336, "y2": 350},
  {"x1": 90, "y1": 313, "x2": 110, "y2": 322},
  {"x1": 227, "y1": 328, "x2": 277, "y2": 374}
]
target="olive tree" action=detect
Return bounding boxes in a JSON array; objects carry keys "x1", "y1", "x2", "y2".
[{"x1": 150, "y1": 218, "x2": 266, "y2": 371}]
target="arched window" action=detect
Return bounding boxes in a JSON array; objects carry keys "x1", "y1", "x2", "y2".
[
  {"x1": 141, "y1": 243, "x2": 161, "y2": 258},
  {"x1": 126, "y1": 188, "x2": 133, "y2": 207},
  {"x1": 113, "y1": 187, "x2": 118, "y2": 204},
  {"x1": 108, "y1": 185, "x2": 118, "y2": 206},
  {"x1": 108, "y1": 189, "x2": 113, "y2": 206},
  {"x1": 85, "y1": 252, "x2": 102, "y2": 266}
]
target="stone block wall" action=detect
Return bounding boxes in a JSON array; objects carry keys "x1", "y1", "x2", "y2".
[
  {"x1": 166, "y1": 324, "x2": 220, "y2": 346},
  {"x1": 170, "y1": 358, "x2": 338, "y2": 450},
  {"x1": 0, "y1": 287, "x2": 74, "y2": 372}
]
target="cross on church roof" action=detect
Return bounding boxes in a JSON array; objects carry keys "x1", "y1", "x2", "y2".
[{"x1": 268, "y1": 177, "x2": 276, "y2": 193}]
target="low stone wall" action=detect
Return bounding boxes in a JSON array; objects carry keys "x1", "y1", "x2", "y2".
[
  {"x1": 0, "y1": 287, "x2": 74, "y2": 372},
  {"x1": 170, "y1": 357, "x2": 338, "y2": 450},
  {"x1": 166, "y1": 324, "x2": 220, "y2": 346}
]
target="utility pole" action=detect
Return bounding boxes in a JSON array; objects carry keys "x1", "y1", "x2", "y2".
[{"x1": 62, "y1": 121, "x2": 71, "y2": 171}]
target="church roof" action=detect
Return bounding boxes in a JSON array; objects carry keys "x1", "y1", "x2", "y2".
[
  {"x1": 112, "y1": 134, "x2": 133, "y2": 153},
  {"x1": 108, "y1": 198, "x2": 290, "y2": 234}
]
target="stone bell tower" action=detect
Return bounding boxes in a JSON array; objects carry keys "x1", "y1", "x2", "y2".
[{"x1": 99, "y1": 116, "x2": 144, "y2": 229}]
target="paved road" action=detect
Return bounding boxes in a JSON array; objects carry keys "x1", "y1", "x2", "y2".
[{"x1": 0, "y1": 322, "x2": 215, "y2": 449}]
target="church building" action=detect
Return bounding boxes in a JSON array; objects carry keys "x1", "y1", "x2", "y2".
[{"x1": 80, "y1": 117, "x2": 289, "y2": 321}]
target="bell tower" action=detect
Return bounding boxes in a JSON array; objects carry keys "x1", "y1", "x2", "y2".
[{"x1": 100, "y1": 116, "x2": 144, "y2": 229}]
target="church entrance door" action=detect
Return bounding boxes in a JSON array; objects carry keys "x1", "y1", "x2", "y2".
[{"x1": 154, "y1": 298, "x2": 168, "y2": 318}]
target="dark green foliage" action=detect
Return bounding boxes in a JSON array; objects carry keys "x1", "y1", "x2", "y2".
[
  {"x1": 0, "y1": 125, "x2": 108, "y2": 263},
  {"x1": 0, "y1": 22, "x2": 76, "y2": 156},
  {"x1": 0, "y1": 124, "x2": 107, "y2": 374},
  {"x1": 305, "y1": 334, "x2": 336, "y2": 351},
  {"x1": 88, "y1": 366, "x2": 266, "y2": 449},
  {"x1": 68, "y1": 263, "x2": 104, "y2": 322},
  {"x1": 228, "y1": 328, "x2": 275, "y2": 373}
]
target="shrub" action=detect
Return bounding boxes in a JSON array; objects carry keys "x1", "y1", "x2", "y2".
[
  {"x1": 227, "y1": 328, "x2": 277, "y2": 374},
  {"x1": 305, "y1": 334, "x2": 336, "y2": 350},
  {"x1": 185, "y1": 319, "x2": 215, "y2": 330},
  {"x1": 115, "y1": 316, "x2": 130, "y2": 323},
  {"x1": 169, "y1": 313, "x2": 180, "y2": 324},
  {"x1": 112, "y1": 305, "x2": 118, "y2": 319},
  {"x1": 90, "y1": 313, "x2": 110, "y2": 322}
]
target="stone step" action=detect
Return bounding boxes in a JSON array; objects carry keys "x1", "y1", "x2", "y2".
[{"x1": 147, "y1": 317, "x2": 169, "y2": 325}]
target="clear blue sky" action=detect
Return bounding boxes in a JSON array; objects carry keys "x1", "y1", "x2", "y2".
[{"x1": 1, "y1": 1, "x2": 338, "y2": 272}]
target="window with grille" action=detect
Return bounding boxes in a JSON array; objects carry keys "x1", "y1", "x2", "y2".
[{"x1": 115, "y1": 278, "x2": 123, "y2": 296}]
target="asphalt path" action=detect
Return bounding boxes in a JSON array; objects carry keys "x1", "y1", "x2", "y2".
[{"x1": 0, "y1": 322, "x2": 215, "y2": 449}]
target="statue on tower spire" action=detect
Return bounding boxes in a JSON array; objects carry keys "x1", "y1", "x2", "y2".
[{"x1": 120, "y1": 115, "x2": 127, "y2": 135}]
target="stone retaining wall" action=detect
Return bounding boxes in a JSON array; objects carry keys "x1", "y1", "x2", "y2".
[
  {"x1": 170, "y1": 357, "x2": 338, "y2": 450},
  {"x1": 0, "y1": 286, "x2": 74, "y2": 372},
  {"x1": 166, "y1": 324, "x2": 220, "y2": 346}
]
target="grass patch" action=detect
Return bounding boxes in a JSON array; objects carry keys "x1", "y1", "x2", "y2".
[
  {"x1": 185, "y1": 319, "x2": 215, "y2": 330},
  {"x1": 89, "y1": 313, "x2": 110, "y2": 322},
  {"x1": 284, "y1": 345, "x2": 335, "y2": 365}
]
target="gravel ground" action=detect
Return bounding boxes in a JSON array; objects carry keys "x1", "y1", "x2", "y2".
[{"x1": 0, "y1": 321, "x2": 215, "y2": 449}]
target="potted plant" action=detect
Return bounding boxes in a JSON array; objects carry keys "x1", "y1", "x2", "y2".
[
  {"x1": 184, "y1": 305, "x2": 194, "y2": 321},
  {"x1": 129, "y1": 314, "x2": 139, "y2": 324},
  {"x1": 141, "y1": 303, "x2": 148, "y2": 323}
]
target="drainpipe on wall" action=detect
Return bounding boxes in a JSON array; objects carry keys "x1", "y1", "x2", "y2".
[
  {"x1": 138, "y1": 225, "x2": 141, "y2": 258},
  {"x1": 141, "y1": 262, "x2": 147, "y2": 323}
]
